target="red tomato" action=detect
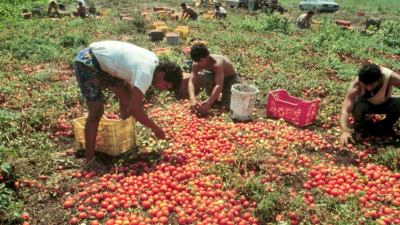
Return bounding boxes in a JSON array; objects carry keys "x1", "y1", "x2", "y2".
[
  {"x1": 63, "y1": 200, "x2": 74, "y2": 209},
  {"x1": 70, "y1": 217, "x2": 79, "y2": 225},
  {"x1": 21, "y1": 213, "x2": 31, "y2": 221},
  {"x1": 96, "y1": 211, "x2": 105, "y2": 220}
]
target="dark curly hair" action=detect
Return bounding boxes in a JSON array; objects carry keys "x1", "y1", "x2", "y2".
[
  {"x1": 181, "y1": 3, "x2": 187, "y2": 7},
  {"x1": 358, "y1": 63, "x2": 382, "y2": 85},
  {"x1": 156, "y1": 60, "x2": 183, "y2": 90},
  {"x1": 190, "y1": 43, "x2": 209, "y2": 62}
]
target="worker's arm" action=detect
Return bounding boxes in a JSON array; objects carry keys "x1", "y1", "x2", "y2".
[
  {"x1": 198, "y1": 64, "x2": 224, "y2": 115},
  {"x1": 181, "y1": 10, "x2": 188, "y2": 19},
  {"x1": 206, "y1": 65, "x2": 224, "y2": 106},
  {"x1": 188, "y1": 64, "x2": 200, "y2": 111},
  {"x1": 339, "y1": 80, "x2": 360, "y2": 145},
  {"x1": 389, "y1": 70, "x2": 400, "y2": 88},
  {"x1": 129, "y1": 87, "x2": 165, "y2": 139}
]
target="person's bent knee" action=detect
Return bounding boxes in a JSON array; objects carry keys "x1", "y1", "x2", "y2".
[
  {"x1": 352, "y1": 99, "x2": 369, "y2": 115},
  {"x1": 389, "y1": 98, "x2": 400, "y2": 112}
]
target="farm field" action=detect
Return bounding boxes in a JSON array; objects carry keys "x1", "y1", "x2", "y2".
[{"x1": 1, "y1": 0, "x2": 400, "y2": 224}]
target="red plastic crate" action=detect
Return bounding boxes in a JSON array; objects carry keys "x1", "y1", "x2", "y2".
[
  {"x1": 335, "y1": 20, "x2": 352, "y2": 27},
  {"x1": 356, "y1": 12, "x2": 366, "y2": 17},
  {"x1": 265, "y1": 89, "x2": 320, "y2": 127}
]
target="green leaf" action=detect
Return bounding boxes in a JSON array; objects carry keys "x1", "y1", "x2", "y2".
[{"x1": 1, "y1": 162, "x2": 10, "y2": 174}]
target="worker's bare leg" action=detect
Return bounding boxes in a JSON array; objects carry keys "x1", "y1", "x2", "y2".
[{"x1": 85, "y1": 101, "x2": 104, "y2": 164}]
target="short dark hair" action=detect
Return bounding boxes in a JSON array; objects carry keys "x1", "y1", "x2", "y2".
[
  {"x1": 215, "y1": 5, "x2": 220, "y2": 10},
  {"x1": 156, "y1": 60, "x2": 183, "y2": 89},
  {"x1": 358, "y1": 63, "x2": 382, "y2": 85},
  {"x1": 190, "y1": 43, "x2": 209, "y2": 62},
  {"x1": 307, "y1": 11, "x2": 315, "y2": 16},
  {"x1": 181, "y1": 3, "x2": 186, "y2": 7}
]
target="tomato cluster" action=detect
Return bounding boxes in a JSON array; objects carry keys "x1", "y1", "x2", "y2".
[
  {"x1": 53, "y1": 116, "x2": 73, "y2": 137},
  {"x1": 304, "y1": 163, "x2": 400, "y2": 224},
  {"x1": 66, "y1": 163, "x2": 258, "y2": 225},
  {"x1": 57, "y1": 101, "x2": 400, "y2": 224}
]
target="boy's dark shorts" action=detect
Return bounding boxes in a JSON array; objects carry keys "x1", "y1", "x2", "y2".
[
  {"x1": 198, "y1": 70, "x2": 240, "y2": 107},
  {"x1": 74, "y1": 48, "x2": 126, "y2": 102}
]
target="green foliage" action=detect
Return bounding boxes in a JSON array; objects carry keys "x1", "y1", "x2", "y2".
[
  {"x1": 369, "y1": 147, "x2": 400, "y2": 171},
  {"x1": 205, "y1": 162, "x2": 238, "y2": 189},
  {"x1": 0, "y1": 109, "x2": 56, "y2": 160},
  {"x1": 287, "y1": 194, "x2": 308, "y2": 212},
  {"x1": 237, "y1": 13, "x2": 292, "y2": 35},
  {"x1": 60, "y1": 34, "x2": 88, "y2": 48},
  {"x1": 114, "y1": 10, "x2": 148, "y2": 35},
  {"x1": 255, "y1": 190, "x2": 284, "y2": 223},
  {"x1": 312, "y1": 193, "x2": 363, "y2": 225},
  {"x1": 0, "y1": 162, "x2": 22, "y2": 223},
  {"x1": 381, "y1": 20, "x2": 400, "y2": 50},
  {"x1": 0, "y1": 199, "x2": 23, "y2": 224},
  {"x1": 0, "y1": 110, "x2": 26, "y2": 147},
  {"x1": 1, "y1": 34, "x2": 57, "y2": 62},
  {"x1": 1, "y1": 162, "x2": 11, "y2": 175},
  {"x1": 0, "y1": 0, "x2": 48, "y2": 29},
  {"x1": 0, "y1": 183, "x2": 13, "y2": 210}
]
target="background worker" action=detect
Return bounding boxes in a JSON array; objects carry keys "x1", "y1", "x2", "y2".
[
  {"x1": 339, "y1": 63, "x2": 400, "y2": 145},
  {"x1": 296, "y1": 10, "x2": 315, "y2": 29},
  {"x1": 77, "y1": 1, "x2": 88, "y2": 18},
  {"x1": 188, "y1": 43, "x2": 240, "y2": 117},
  {"x1": 47, "y1": 0, "x2": 61, "y2": 17},
  {"x1": 213, "y1": 5, "x2": 227, "y2": 19},
  {"x1": 181, "y1": 3, "x2": 198, "y2": 20}
]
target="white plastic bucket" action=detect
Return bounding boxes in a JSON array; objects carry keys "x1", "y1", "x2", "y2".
[
  {"x1": 230, "y1": 84, "x2": 259, "y2": 121},
  {"x1": 166, "y1": 32, "x2": 180, "y2": 45}
]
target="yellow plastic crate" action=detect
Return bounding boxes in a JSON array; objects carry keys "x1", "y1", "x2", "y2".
[
  {"x1": 157, "y1": 10, "x2": 168, "y2": 20},
  {"x1": 73, "y1": 116, "x2": 137, "y2": 156},
  {"x1": 152, "y1": 21, "x2": 165, "y2": 29},
  {"x1": 191, "y1": 40, "x2": 208, "y2": 46},
  {"x1": 202, "y1": 14, "x2": 213, "y2": 20},
  {"x1": 141, "y1": 12, "x2": 152, "y2": 17},
  {"x1": 156, "y1": 25, "x2": 168, "y2": 34},
  {"x1": 99, "y1": 8, "x2": 110, "y2": 17},
  {"x1": 152, "y1": 47, "x2": 172, "y2": 56},
  {"x1": 175, "y1": 26, "x2": 189, "y2": 40}
]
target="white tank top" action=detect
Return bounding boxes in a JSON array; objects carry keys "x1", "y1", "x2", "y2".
[
  {"x1": 360, "y1": 67, "x2": 393, "y2": 105},
  {"x1": 90, "y1": 40, "x2": 159, "y2": 94}
]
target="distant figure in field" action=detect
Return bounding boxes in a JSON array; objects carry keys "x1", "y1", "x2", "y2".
[
  {"x1": 213, "y1": 5, "x2": 227, "y2": 19},
  {"x1": 181, "y1": 3, "x2": 198, "y2": 20},
  {"x1": 296, "y1": 10, "x2": 314, "y2": 29},
  {"x1": 77, "y1": 2, "x2": 88, "y2": 18},
  {"x1": 340, "y1": 63, "x2": 400, "y2": 145},
  {"x1": 47, "y1": 0, "x2": 61, "y2": 17},
  {"x1": 364, "y1": 18, "x2": 382, "y2": 32},
  {"x1": 31, "y1": 6, "x2": 44, "y2": 17}
]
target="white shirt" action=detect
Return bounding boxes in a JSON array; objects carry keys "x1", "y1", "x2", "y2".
[
  {"x1": 215, "y1": 7, "x2": 227, "y2": 14},
  {"x1": 90, "y1": 41, "x2": 159, "y2": 94},
  {"x1": 297, "y1": 14, "x2": 311, "y2": 28},
  {"x1": 76, "y1": 0, "x2": 86, "y2": 6}
]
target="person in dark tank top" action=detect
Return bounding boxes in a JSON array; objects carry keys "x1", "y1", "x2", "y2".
[{"x1": 339, "y1": 63, "x2": 400, "y2": 145}]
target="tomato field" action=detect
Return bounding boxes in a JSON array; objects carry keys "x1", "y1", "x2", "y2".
[{"x1": 1, "y1": 0, "x2": 400, "y2": 224}]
